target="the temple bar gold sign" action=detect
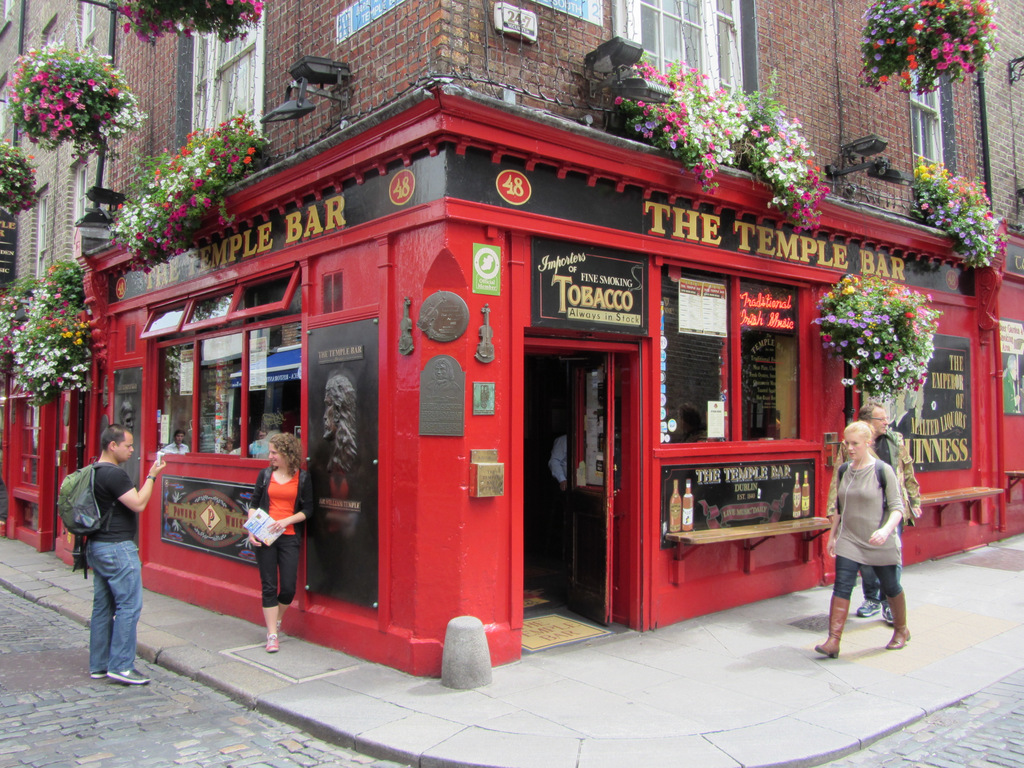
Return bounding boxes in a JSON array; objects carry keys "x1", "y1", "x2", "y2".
[{"x1": 470, "y1": 450, "x2": 504, "y2": 498}]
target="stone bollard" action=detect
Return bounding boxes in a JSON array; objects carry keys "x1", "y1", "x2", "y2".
[{"x1": 441, "y1": 615, "x2": 492, "y2": 689}]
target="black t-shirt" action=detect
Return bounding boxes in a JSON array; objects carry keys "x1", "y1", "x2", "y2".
[
  {"x1": 90, "y1": 462, "x2": 138, "y2": 542},
  {"x1": 875, "y1": 435, "x2": 893, "y2": 468}
]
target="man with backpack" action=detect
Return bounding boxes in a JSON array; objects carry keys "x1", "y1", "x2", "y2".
[
  {"x1": 88, "y1": 424, "x2": 165, "y2": 685},
  {"x1": 826, "y1": 401, "x2": 922, "y2": 624}
]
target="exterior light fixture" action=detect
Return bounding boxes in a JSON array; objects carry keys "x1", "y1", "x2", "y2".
[
  {"x1": 825, "y1": 135, "x2": 909, "y2": 185},
  {"x1": 263, "y1": 57, "x2": 353, "y2": 124},
  {"x1": 584, "y1": 37, "x2": 644, "y2": 77},
  {"x1": 585, "y1": 37, "x2": 670, "y2": 105},
  {"x1": 75, "y1": 186, "x2": 125, "y2": 228}
]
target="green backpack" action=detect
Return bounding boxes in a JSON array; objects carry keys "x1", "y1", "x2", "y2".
[{"x1": 58, "y1": 464, "x2": 111, "y2": 536}]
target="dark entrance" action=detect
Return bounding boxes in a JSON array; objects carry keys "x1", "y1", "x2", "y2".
[{"x1": 524, "y1": 346, "x2": 637, "y2": 628}]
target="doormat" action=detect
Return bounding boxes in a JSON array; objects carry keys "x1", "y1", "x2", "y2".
[
  {"x1": 522, "y1": 614, "x2": 611, "y2": 651},
  {"x1": 524, "y1": 589, "x2": 550, "y2": 608}
]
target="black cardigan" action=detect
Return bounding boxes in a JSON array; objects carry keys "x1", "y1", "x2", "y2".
[{"x1": 252, "y1": 468, "x2": 313, "y2": 524}]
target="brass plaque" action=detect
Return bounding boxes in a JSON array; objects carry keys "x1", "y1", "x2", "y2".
[
  {"x1": 419, "y1": 354, "x2": 465, "y2": 436},
  {"x1": 470, "y1": 462, "x2": 505, "y2": 497},
  {"x1": 417, "y1": 291, "x2": 469, "y2": 342},
  {"x1": 471, "y1": 449, "x2": 499, "y2": 462}
]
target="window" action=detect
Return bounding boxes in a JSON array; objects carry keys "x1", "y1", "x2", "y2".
[
  {"x1": 74, "y1": 163, "x2": 91, "y2": 222},
  {"x1": 660, "y1": 267, "x2": 799, "y2": 443},
  {"x1": 910, "y1": 89, "x2": 942, "y2": 164},
  {"x1": 80, "y1": 2, "x2": 98, "y2": 49},
  {"x1": 155, "y1": 274, "x2": 302, "y2": 456},
  {"x1": 193, "y1": 25, "x2": 264, "y2": 128},
  {"x1": 629, "y1": 0, "x2": 744, "y2": 89},
  {"x1": 35, "y1": 188, "x2": 49, "y2": 276}
]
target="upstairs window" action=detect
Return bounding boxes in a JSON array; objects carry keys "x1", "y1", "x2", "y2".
[
  {"x1": 627, "y1": 0, "x2": 746, "y2": 90},
  {"x1": 193, "y1": 25, "x2": 264, "y2": 129}
]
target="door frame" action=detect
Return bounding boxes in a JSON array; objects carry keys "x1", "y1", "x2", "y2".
[{"x1": 523, "y1": 337, "x2": 643, "y2": 628}]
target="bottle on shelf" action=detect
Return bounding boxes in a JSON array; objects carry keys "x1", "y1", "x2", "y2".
[
  {"x1": 801, "y1": 472, "x2": 811, "y2": 516},
  {"x1": 792, "y1": 472, "x2": 802, "y2": 518},
  {"x1": 669, "y1": 479, "x2": 682, "y2": 533},
  {"x1": 681, "y1": 479, "x2": 694, "y2": 532}
]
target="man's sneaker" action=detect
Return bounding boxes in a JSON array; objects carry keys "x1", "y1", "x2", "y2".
[
  {"x1": 89, "y1": 671, "x2": 107, "y2": 679},
  {"x1": 856, "y1": 599, "x2": 881, "y2": 618},
  {"x1": 266, "y1": 633, "x2": 279, "y2": 653},
  {"x1": 107, "y1": 669, "x2": 150, "y2": 685},
  {"x1": 882, "y1": 602, "x2": 894, "y2": 625}
]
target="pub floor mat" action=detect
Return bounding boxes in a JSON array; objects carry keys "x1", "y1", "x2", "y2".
[
  {"x1": 522, "y1": 613, "x2": 612, "y2": 652},
  {"x1": 524, "y1": 588, "x2": 550, "y2": 608}
]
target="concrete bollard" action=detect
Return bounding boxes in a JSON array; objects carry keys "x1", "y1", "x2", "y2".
[{"x1": 441, "y1": 615, "x2": 492, "y2": 689}]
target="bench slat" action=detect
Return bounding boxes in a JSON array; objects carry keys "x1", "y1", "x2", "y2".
[
  {"x1": 919, "y1": 487, "x2": 1003, "y2": 505},
  {"x1": 666, "y1": 517, "x2": 831, "y2": 546}
]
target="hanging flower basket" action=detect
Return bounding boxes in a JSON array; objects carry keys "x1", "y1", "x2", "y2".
[
  {"x1": 860, "y1": 0, "x2": 999, "y2": 93},
  {"x1": 118, "y1": 0, "x2": 263, "y2": 43},
  {"x1": 615, "y1": 62, "x2": 829, "y2": 231},
  {"x1": 5, "y1": 261, "x2": 92, "y2": 405},
  {"x1": 112, "y1": 114, "x2": 269, "y2": 270},
  {"x1": 813, "y1": 274, "x2": 942, "y2": 398},
  {"x1": 912, "y1": 160, "x2": 1006, "y2": 268},
  {"x1": 5, "y1": 45, "x2": 144, "y2": 156},
  {"x1": 0, "y1": 140, "x2": 39, "y2": 213},
  {"x1": 0, "y1": 276, "x2": 35, "y2": 375}
]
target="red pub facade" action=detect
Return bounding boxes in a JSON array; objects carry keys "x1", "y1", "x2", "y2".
[{"x1": 3, "y1": 0, "x2": 1024, "y2": 677}]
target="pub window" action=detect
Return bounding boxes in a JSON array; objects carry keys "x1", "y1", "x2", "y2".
[
  {"x1": 244, "y1": 321, "x2": 303, "y2": 456},
  {"x1": 143, "y1": 306, "x2": 186, "y2": 337},
  {"x1": 661, "y1": 267, "x2": 799, "y2": 443},
  {"x1": 159, "y1": 343, "x2": 195, "y2": 451}
]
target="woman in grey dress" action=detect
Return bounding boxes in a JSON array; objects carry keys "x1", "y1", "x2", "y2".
[{"x1": 816, "y1": 421, "x2": 909, "y2": 658}]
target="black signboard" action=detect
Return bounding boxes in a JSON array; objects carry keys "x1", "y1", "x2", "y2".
[
  {"x1": 894, "y1": 334, "x2": 971, "y2": 471},
  {"x1": 1007, "y1": 243, "x2": 1024, "y2": 279},
  {"x1": 531, "y1": 238, "x2": 648, "y2": 334},
  {"x1": 0, "y1": 208, "x2": 16, "y2": 286},
  {"x1": 661, "y1": 460, "x2": 814, "y2": 546},
  {"x1": 160, "y1": 474, "x2": 256, "y2": 563},
  {"x1": 306, "y1": 319, "x2": 379, "y2": 608}
]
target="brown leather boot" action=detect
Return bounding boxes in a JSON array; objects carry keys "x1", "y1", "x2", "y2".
[
  {"x1": 815, "y1": 595, "x2": 850, "y2": 658},
  {"x1": 885, "y1": 591, "x2": 910, "y2": 650}
]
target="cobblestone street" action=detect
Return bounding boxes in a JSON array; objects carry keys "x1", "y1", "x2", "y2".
[
  {"x1": 822, "y1": 669, "x2": 1024, "y2": 768},
  {"x1": 0, "y1": 586, "x2": 408, "y2": 768}
]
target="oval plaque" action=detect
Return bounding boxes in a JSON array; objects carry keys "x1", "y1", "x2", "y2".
[{"x1": 417, "y1": 291, "x2": 469, "y2": 342}]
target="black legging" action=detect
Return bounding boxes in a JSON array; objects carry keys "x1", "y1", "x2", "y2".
[{"x1": 255, "y1": 533, "x2": 300, "y2": 608}]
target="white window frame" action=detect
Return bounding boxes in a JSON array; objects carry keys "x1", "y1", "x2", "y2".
[
  {"x1": 622, "y1": 0, "x2": 742, "y2": 89},
  {"x1": 910, "y1": 88, "x2": 943, "y2": 164},
  {"x1": 193, "y1": 24, "x2": 264, "y2": 129},
  {"x1": 35, "y1": 189, "x2": 49, "y2": 277},
  {"x1": 80, "y1": 2, "x2": 99, "y2": 50},
  {"x1": 74, "y1": 162, "x2": 92, "y2": 222}
]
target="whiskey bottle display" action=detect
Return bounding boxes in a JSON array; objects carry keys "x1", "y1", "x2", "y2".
[
  {"x1": 801, "y1": 472, "x2": 811, "y2": 516},
  {"x1": 669, "y1": 480, "x2": 682, "y2": 533},
  {"x1": 792, "y1": 472, "x2": 802, "y2": 518},
  {"x1": 681, "y1": 479, "x2": 694, "y2": 532}
]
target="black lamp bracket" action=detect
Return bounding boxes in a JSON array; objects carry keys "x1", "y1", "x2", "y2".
[{"x1": 1010, "y1": 55, "x2": 1024, "y2": 85}]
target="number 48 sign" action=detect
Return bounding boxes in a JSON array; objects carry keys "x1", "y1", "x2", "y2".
[{"x1": 495, "y1": 169, "x2": 532, "y2": 206}]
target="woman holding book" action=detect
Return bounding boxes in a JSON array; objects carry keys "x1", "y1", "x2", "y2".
[{"x1": 247, "y1": 432, "x2": 312, "y2": 653}]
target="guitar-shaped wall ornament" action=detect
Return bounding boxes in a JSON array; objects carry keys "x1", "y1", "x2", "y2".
[{"x1": 475, "y1": 303, "x2": 495, "y2": 364}]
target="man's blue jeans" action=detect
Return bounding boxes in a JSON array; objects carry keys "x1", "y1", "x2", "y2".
[{"x1": 88, "y1": 540, "x2": 143, "y2": 675}]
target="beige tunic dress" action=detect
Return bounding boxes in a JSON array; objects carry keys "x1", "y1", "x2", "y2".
[{"x1": 835, "y1": 459, "x2": 904, "y2": 567}]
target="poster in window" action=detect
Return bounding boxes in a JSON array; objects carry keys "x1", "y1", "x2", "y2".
[
  {"x1": 894, "y1": 334, "x2": 971, "y2": 471},
  {"x1": 1000, "y1": 319, "x2": 1024, "y2": 415},
  {"x1": 306, "y1": 319, "x2": 379, "y2": 608},
  {"x1": 114, "y1": 367, "x2": 142, "y2": 485},
  {"x1": 678, "y1": 277, "x2": 727, "y2": 336}
]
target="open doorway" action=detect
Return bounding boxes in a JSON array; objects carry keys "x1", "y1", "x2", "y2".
[{"x1": 524, "y1": 348, "x2": 636, "y2": 631}]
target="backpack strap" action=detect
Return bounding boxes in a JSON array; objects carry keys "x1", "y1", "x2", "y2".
[{"x1": 836, "y1": 462, "x2": 850, "y2": 514}]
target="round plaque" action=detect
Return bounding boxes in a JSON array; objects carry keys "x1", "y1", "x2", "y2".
[{"x1": 417, "y1": 291, "x2": 470, "y2": 342}]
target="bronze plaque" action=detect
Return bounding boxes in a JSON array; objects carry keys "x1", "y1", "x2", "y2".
[
  {"x1": 419, "y1": 354, "x2": 465, "y2": 436},
  {"x1": 417, "y1": 291, "x2": 469, "y2": 342},
  {"x1": 470, "y1": 462, "x2": 505, "y2": 497}
]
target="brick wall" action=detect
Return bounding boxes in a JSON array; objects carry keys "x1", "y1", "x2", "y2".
[{"x1": 985, "y1": 0, "x2": 1024, "y2": 232}]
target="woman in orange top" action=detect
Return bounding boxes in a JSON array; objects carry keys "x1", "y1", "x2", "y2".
[{"x1": 247, "y1": 433, "x2": 312, "y2": 653}]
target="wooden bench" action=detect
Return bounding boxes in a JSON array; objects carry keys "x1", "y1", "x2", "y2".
[
  {"x1": 919, "y1": 486, "x2": 1003, "y2": 525},
  {"x1": 666, "y1": 517, "x2": 832, "y2": 575},
  {"x1": 1007, "y1": 471, "x2": 1024, "y2": 495}
]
